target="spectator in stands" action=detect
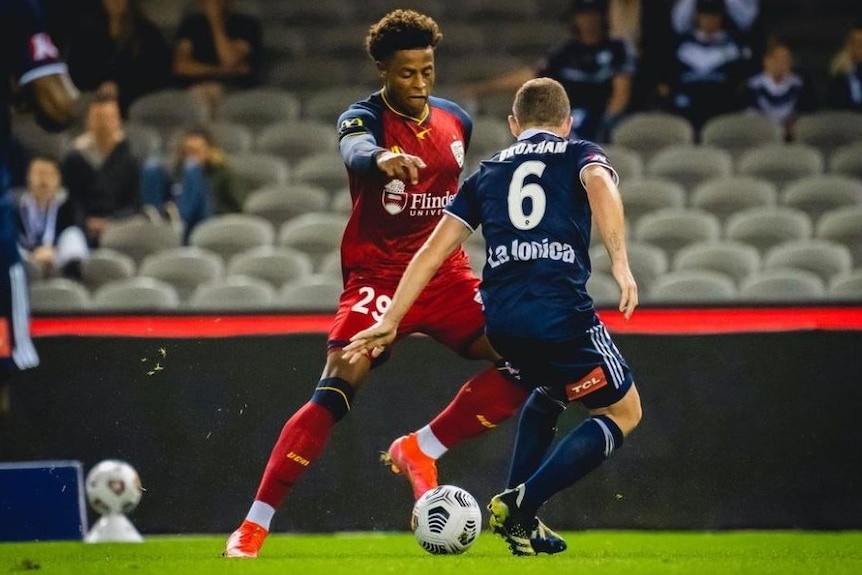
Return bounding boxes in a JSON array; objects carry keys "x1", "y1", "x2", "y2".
[
  {"x1": 657, "y1": 0, "x2": 752, "y2": 136},
  {"x1": 140, "y1": 125, "x2": 241, "y2": 243},
  {"x1": 826, "y1": 19, "x2": 862, "y2": 112},
  {"x1": 671, "y1": 0, "x2": 760, "y2": 36},
  {"x1": 61, "y1": 92, "x2": 142, "y2": 247},
  {"x1": 462, "y1": 0, "x2": 635, "y2": 142},
  {"x1": 740, "y1": 37, "x2": 818, "y2": 141},
  {"x1": 65, "y1": 0, "x2": 172, "y2": 118},
  {"x1": 15, "y1": 156, "x2": 88, "y2": 279},
  {"x1": 172, "y1": 0, "x2": 263, "y2": 120}
]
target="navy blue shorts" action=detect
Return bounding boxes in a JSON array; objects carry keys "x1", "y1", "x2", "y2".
[
  {"x1": 489, "y1": 321, "x2": 633, "y2": 410},
  {"x1": 1, "y1": 200, "x2": 39, "y2": 379}
]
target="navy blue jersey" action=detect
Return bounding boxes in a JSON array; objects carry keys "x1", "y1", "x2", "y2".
[{"x1": 446, "y1": 129, "x2": 617, "y2": 342}]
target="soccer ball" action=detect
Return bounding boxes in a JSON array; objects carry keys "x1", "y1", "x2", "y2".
[
  {"x1": 85, "y1": 459, "x2": 143, "y2": 516},
  {"x1": 411, "y1": 485, "x2": 482, "y2": 554}
]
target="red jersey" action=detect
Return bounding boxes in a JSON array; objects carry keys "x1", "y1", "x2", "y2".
[{"x1": 336, "y1": 91, "x2": 473, "y2": 280}]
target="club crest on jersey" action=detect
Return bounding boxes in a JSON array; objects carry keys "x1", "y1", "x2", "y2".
[
  {"x1": 382, "y1": 179, "x2": 407, "y2": 215},
  {"x1": 451, "y1": 140, "x2": 465, "y2": 168}
]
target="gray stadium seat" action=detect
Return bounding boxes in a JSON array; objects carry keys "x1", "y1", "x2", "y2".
[
  {"x1": 317, "y1": 249, "x2": 342, "y2": 279},
  {"x1": 781, "y1": 174, "x2": 862, "y2": 221},
  {"x1": 292, "y1": 153, "x2": 348, "y2": 194},
  {"x1": 700, "y1": 111, "x2": 783, "y2": 159},
  {"x1": 469, "y1": 115, "x2": 514, "y2": 156},
  {"x1": 11, "y1": 114, "x2": 70, "y2": 161},
  {"x1": 828, "y1": 269, "x2": 862, "y2": 300},
  {"x1": 591, "y1": 241, "x2": 669, "y2": 294},
  {"x1": 634, "y1": 208, "x2": 722, "y2": 259},
  {"x1": 329, "y1": 189, "x2": 354, "y2": 214},
  {"x1": 28, "y1": 278, "x2": 91, "y2": 313},
  {"x1": 738, "y1": 268, "x2": 825, "y2": 302},
  {"x1": 301, "y1": 86, "x2": 372, "y2": 123},
  {"x1": 673, "y1": 240, "x2": 761, "y2": 284},
  {"x1": 646, "y1": 145, "x2": 733, "y2": 191},
  {"x1": 278, "y1": 212, "x2": 348, "y2": 270},
  {"x1": 763, "y1": 239, "x2": 853, "y2": 283},
  {"x1": 815, "y1": 206, "x2": 862, "y2": 265},
  {"x1": 736, "y1": 143, "x2": 824, "y2": 188},
  {"x1": 92, "y1": 277, "x2": 180, "y2": 311},
  {"x1": 586, "y1": 272, "x2": 621, "y2": 307},
  {"x1": 227, "y1": 152, "x2": 291, "y2": 196},
  {"x1": 138, "y1": 247, "x2": 225, "y2": 301},
  {"x1": 220, "y1": 88, "x2": 302, "y2": 129},
  {"x1": 690, "y1": 176, "x2": 778, "y2": 223},
  {"x1": 99, "y1": 218, "x2": 182, "y2": 266},
  {"x1": 611, "y1": 112, "x2": 695, "y2": 162},
  {"x1": 189, "y1": 214, "x2": 275, "y2": 262},
  {"x1": 266, "y1": 57, "x2": 355, "y2": 92},
  {"x1": 189, "y1": 275, "x2": 276, "y2": 311},
  {"x1": 227, "y1": 246, "x2": 315, "y2": 288},
  {"x1": 602, "y1": 145, "x2": 644, "y2": 183},
  {"x1": 278, "y1": 275, "x2": 343, "y2": 312},
  {"x1": 618, "y1": 178, "x2": 686, "y2": 228},
  {"x1": 648, "y1": 270, "x2": 737, "y2": 304},
  {"x1": 793, "y1": 111, "x2": 862, "y2": 155},
  {"x1": 254, "y1": 120, "x2": 338, "y2": 166},
  {"x1": 124, "y1": 122, "x2": 163, "y2": 161},
  {"x1": 462, "y1": 242, "x2": 487, "y2": 278},
  {"x1": 80, "y1": 248, "x2": 136, "y2": 292},
  {"x1": 829, "y1": 143, "x2": 862, "y2": 180},
  {"x1": 724, "y1": 207, "x2": 813, "y2": 253},
  {"x1": 128, "y1": 89, "x2": 207, "y2": 138},
  {"x1": 243, "y1": 183, "x2": 330, "y2": 229},
  {"x1": 205, "y1": 121, "x2": 255, "y2": 155}
]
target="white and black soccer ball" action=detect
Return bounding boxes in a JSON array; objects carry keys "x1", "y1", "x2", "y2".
[
  {"x1": 411, "y1": 484, "x2": 482, "y2": 554},
  {"x1": 85, "y1": 459, "x2": 143, "y2": 516}
]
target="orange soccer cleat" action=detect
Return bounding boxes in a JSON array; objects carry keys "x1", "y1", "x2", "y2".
[
  {"x1": 223, "y1": 519, "x2": 269, "y2": 558},
  {"x1": 381, "y1": 433, "x2": 438, "y2": 500}
]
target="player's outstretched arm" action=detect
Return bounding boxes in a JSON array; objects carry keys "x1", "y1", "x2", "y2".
[
  {"x1": 343, "y1": 214, "x2": 470, "y2": 362},
  {"x1": 583, "y1": 164, "x2": 638, "y2": 319}
]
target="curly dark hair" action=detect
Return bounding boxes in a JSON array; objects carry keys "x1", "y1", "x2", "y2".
[{"x1": 365, "y1": 9, "x2": 442, "y2": 62}]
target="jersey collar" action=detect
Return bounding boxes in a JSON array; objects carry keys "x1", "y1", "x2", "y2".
[
  {"x1": 380, "y1": 89, "x2": 430, "y2": 124},
  {"x1": 518, "y1": 128, "x2": 560, "y2": 141}
]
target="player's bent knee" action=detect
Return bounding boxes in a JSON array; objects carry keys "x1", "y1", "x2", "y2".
[{"x1": 310, "y1": 377, "x2": 355, "y2": 422}]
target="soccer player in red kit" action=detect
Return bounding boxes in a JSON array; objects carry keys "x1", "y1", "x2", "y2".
[{"x1": 224, "y1": 10, "x2": 564, "y2": 558}]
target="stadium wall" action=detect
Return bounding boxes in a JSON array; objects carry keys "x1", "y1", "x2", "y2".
[{"x1": 1, "y1": 310, "x2": 860, "y2": 535}]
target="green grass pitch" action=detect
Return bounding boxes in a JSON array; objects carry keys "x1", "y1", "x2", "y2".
[{"x1": 2, "y1": 531, "x2": 861, "y2": 575}]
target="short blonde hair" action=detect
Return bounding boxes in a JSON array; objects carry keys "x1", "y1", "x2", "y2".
[{"x1": 512, "y1": 77, "x2": 571, "y2": 128}]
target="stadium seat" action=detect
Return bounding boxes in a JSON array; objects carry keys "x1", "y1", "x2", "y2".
[
  {"x1": 469, "y1": 116, "x2": 514, "y2": 156},
  {"x1": 815, "y1": 206, "x2": 862, "y2": 265},
  {"x1": 634, "y1": 208, "x2": 722, "y2": 259},
  {"x1": 92, "y1": 277, "x2": 180, "y2": 311},
  {"x1": 278, "y1": 275, "x2": 343, "y2": 312},
  {"x1": 189, "y1": 275, "x2": 277, "y2": 311},
  {"x1": 266, "y1": 57, "x2": 355, "y2": 93},
  {"x1": 243, "y1": 183, "x2": 330, "y2": 229},
  {"x1": 828, "y1": 269, "x2": 862, "y2": 300},
  {"x1": 793, "y1": 111, "x2": 862, "y2": 155},
  {"x1": 829, "y1": 142, "x2": 862, "y2": 180},
  {"x1": 123, "y1": 122, "x2": 163, "y2": 161},
  {"x1": 602, "y1": 145, "x2": 644, "y2": 183},
  {"x1": 254, "y1": 120, "x2": 338, "y2": 165},
  {"x1": 736, "y1": 143, "x2": 824, "y2": 188},
  {"x1": 780, "y1": 174, "x2": 862, "y2": 222},
  {"x1": 138, "y1": 247, "x2": 225, "y2": 301},
  {"x1": 618, "y1": 178, "x2": 686, "y2": 228},
  {"x1": 205, "y1": 121, "x2": 255, "y2": 155},
  {"x1": 220, "y1": 88, "x2": 302, "y2": 130},
  {"x1": 611, "y1": 112, "x2": 695, "y2": 162},
  {"x1": 227, "y1": 245, "x2": 315, "y2": 288},
  {"x1": 436, "y1": 54, "x2": 527, "y2": 84},
  {"x1": 462, "y1": 242, "x2": 487, "y2": 278},
  {"x1": 586, "y1": 271, "x2": 621, "y2": 307},
  {"x1": 28, "y1": 278, "x2": 91, "y2": 313},
  {"x1": 292, "y1": 153, "x2": 348, "y2": 195},
  {"x1": 317, "y1": 249, "x2": 342, "y2": 279},
  {"x1": 227, "y1": 152, "x2": 291, "y2": 196},
  {"x1": 700, "y1": 111, "x2": 783, "y2": 159},
  {"x1": 648, "y1": 270, "x2": 737, "y2": 304},
  {"x1": 278, "y1": 212, "x2": 348, "y2": 270},
  {"x1": 189, "y1": 214, "x2": 275, "y2": 262},
  {"x1": 490, "y1": 20, "x2": 567, "y2": 63},
  {"x1": 724, "y1": 206, "x2": 813, "y2": 253},
  {"x1": 264, "y1": 0, "x2": 355, "y2": 24},
  {"x1": 763, "y1": 239, "x2": 853, "y2": 283},
  {"x1": 738, "y1": 268, "x2": 825, "y2": 302},
  {"x1": 80, "y1": 248, "x2": 136, "y2": 292},
  {"x1": 99, "y1": 218, "x2": 182, "y2": 266},
  {"x1": 128, "y1": 89, "x2": 207, "y2": 139},
  {"x1": 591, "y1": 241, "x2": 669, "y2": 294},
  {"x1": 329, "y1": 189, "x2": 354, "y2": 214},
  {"x1": 646, "y1": 145, "x2": 733, "y2": 192},
  {"x1": 21, "y1": 257, "x2": 42, "y2": 283},
  {"x1": 690, "y1": 176, "x2": 778, "y2": 223},
  {"x1": 673, "y1": 240, "x2": 761, "y2": 284},
  {"x1": 301, "y1": 86, "x2": 373, "y2": 123}
]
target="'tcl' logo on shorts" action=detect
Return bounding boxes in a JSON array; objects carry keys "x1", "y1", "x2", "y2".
[{"x1": 564, "y1": 366, "x2": 608, "y2": 401}]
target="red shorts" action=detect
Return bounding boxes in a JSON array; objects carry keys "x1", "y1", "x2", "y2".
[{"x1": 328, "y1": 266, "x2": 485, "y2": 363}]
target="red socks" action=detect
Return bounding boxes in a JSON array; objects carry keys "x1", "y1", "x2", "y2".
[
  {"x1": 428, "y1": 367, "x2": 529, "y2": 448},
  {"x1": 254, "y1": 401, "x2": 334, "y2": 508}
]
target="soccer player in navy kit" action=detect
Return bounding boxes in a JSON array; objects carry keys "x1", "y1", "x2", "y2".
[
  {"x1": 345, "y1": 77, "x2": 642, "y2": 556},
  {"x1": 0, "y1": 0, "x2": 78, "y2": 415},
  {"x1": 224, "y1": 10, "x2": 565, "y2": 558}
]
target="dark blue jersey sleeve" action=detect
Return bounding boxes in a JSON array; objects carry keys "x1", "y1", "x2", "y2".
[{"x1": 337, "y1": 99, "x2": 385, "y2": 173}]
